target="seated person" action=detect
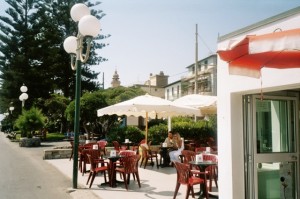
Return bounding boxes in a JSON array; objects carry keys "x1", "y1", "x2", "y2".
[
  {"x1": 169, "y1": 132, "x2": 184, "y2": 164},
  {"x1": 164, "y1": 131, "x2": 174, "y2": 147}
]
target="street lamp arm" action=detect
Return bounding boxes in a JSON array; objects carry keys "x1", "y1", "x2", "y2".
[
  {"x1": 64, "y1": 34, "x2": 93, "y2": 71},
  {"x1": 76, "y1": 33, "x2": 93, "y2": 64}
]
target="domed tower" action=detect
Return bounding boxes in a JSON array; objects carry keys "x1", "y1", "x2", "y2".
[{"x1": 111, "y1": 69, "x2": 121, "y2": 88}]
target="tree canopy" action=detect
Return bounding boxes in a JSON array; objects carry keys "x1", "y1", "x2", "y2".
[
  {"x1": 0, "y1": 0, "x2": 109, "y2": 115},
  {"x1": 65, "y1": 87, "x2": 146, "y2": 138}
]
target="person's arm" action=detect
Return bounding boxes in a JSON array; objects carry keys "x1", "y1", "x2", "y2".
[{"x1": 177, "y1": 138, "x2": 182, "y2": 149}]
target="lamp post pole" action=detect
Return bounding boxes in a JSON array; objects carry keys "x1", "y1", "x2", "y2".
[
  {"x1": 9, "y1": 105, "x2": 14, "y2": 131},
  {"x1": 72, "y1": 58, "x2": 81, "y2": 189},
  {"x1": 63, "y1": 3, "x2": 100, "y2": 189}
]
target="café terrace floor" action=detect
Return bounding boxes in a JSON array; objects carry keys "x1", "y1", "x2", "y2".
[{"x1": 46, "y1": 154, "x2": 218, "y2": 199}]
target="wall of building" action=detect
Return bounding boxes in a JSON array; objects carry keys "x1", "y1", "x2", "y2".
[
  {"x1": 183, "y1": 54, "x2": 217, "y2": 96},
  {"x1": 165, "y1": 81, "x2": 182, "y2": 101},
  {"x1": 217, "y1": 9, "x2": 300, "y2": 198}
]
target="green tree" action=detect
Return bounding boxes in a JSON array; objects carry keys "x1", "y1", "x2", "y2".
[
  {"x1": 0, "y1": 0, "x2": 109, "y2": 115},
  {"x1": 103, "y1": 86, "x2": 146, "y2": 105},
  {"x1": 34, "y1": 94, "x2": 70, "y2": 133},
  {"x1": 65, "y1": 90, "x2": 108, "y2": 138},
  {"x1": 0, "y1": 0, "x2": 37, "y2": 114},
  {"x1": 14, "y1": 107, "x2": 47, "y2": 138},
  {"x1": 65, "y1": 87, "x2": 146, "y2": 139}
]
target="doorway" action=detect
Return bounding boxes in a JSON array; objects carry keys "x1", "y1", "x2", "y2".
[{"x1": 244, "y1": 94, "x2": 299, "y2": 199}]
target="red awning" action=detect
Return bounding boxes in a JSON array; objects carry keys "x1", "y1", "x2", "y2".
[{"x1": 217, "y1": 28, "x2": 300, "y2": 78}]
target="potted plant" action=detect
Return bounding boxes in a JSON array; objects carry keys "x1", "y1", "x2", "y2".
[{"x1": 15, "y1": 107, "x2": 47, "y2": 147}]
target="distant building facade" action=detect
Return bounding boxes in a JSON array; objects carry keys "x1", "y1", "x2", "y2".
[
  {"x1": 132, "y1": 71, "x2": 168, "y2": 98},
  {"x1": 165, "y1": 54, "x2": 217, "y2": 100}
]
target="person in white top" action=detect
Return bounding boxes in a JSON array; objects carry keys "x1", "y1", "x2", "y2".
[{"x1": 169, "y1": 132, "x2": 184, "y2": 164}]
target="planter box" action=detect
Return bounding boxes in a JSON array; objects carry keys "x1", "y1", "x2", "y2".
[
  {"x1": 19, "y1": 137, "x2": 41, "y2": 147},
  {"x1": 43, "y1": 148, "x2": 72, "y2": 160}
]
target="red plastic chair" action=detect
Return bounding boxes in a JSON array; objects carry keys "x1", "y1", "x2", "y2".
[
  {"x1": 203, "y1": 154, "x2": 218, "y2": 191},
  {"x1": 139, "y1": 145, "x2": 159, "y2": 169},
  {"x1": 80, "y1": 143, "x2": 99, "y2": 175},
  {"x1": 86, "y1": 150, "x2": 110, "y2": 188},
  {"x1": 97, "y1": 140, "x2": 107, "y2": 156},
  {"x1": 112, "y1": 141, "x2": 121, "y2": 152},
  {"x1": 173, "y1": 161, "x2": 208, "y2": 199},
  {"x1": 114, "y1": 154, "x2": 141, "y2": 190},
  {"x1": 195, "y1": 147, "x2": 207, "y2": 154}
]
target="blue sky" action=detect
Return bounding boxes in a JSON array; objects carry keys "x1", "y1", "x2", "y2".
[
  {"x1": 95, "y1": 0, "x2": 300, "y2": 88},
  {"x1": 1, "y1": 0, "x2": 300, "y2": 89}
]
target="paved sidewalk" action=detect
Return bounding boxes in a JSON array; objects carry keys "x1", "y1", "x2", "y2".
[
  {"x1": 5, "y1": 136, "x2": 217, "y2": 199},
  {"x1": 46, "y1": 153, "x2": 218, "y2": 199},
  {"x1": 47, "y1": 158, "x2": 185, "y2": 199}
]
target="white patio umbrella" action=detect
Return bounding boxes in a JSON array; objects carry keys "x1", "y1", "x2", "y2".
[
  {"x1": 97, "y1": 93, "x2": 201, "y2": 142},
  {"x1": 173, "y1": 94, "x2": 217, "y2": 115}
]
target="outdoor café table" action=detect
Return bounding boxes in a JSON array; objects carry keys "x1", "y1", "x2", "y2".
[
  {"x1": 107, "y1": 155, "x2": 124, "y2": 188},
  {"x1": 189, "y1": 160, "x2": 217, "y2": 198},
  {"x1": 122, "y1": 141, "x2": 134, "y2": 150}
]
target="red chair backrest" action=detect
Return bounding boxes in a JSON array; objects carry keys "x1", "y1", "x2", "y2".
[
  {"x1": 181, "y1": 150, "x2": 196, "y2": 164},
  {"x1": 97, "y1": 140, "x2": 107, "y2": 148},
  {"x1": 121, "y1": 154, "x2": 140, "y2": 173},
  {"x1": 112, "y1": 141, "x2": 120, "y2": 150},
  {"x1": 203, "y1": 154, "x2": 218, "y2": 162},
  {"x1": 119, "y1": 150, "x2": 136, "y2": 157},
  {"x1": 173, "y1": 161, "x2": 190, "y2": 185},
  {"x1": 195, "y1": 147, "x2": 207, "y2": 153}
]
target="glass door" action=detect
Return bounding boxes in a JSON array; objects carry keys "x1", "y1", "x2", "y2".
[{"x1": 244, "y1": 95, "x2": 299, "y2": 199}]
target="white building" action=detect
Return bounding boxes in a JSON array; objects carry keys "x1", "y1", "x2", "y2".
[
  {"x1": 165, "y1": 54, "x2": 217, "y2": 101},
  {"x1": 217, "y1": 7, "x2": 300, "y2": 199}
]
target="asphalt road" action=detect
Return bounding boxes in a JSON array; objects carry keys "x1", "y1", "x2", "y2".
[{"x1": 0, "y1": 133, "x2": 74, "y2": 199}]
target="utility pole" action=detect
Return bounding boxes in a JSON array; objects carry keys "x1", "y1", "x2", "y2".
[
  {"x1": 194, "y1": 24, "x2": 198, "y2": 94},
  {"x1": 102, "y1": 72, "x2": 105, "y2": 89}
]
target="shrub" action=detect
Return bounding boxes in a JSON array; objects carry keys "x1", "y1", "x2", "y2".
[
  {"x1": 107, "y1": 125, "x2": 144, "y2": 144},
  {"x1": 148, "y1": 116, "x2": 216, "y2": 146},
  {"x1": 148, "y1": 123, "x2": 168, "y2": 145},
  {"x1": 14, "y1": 107, "x2": 47, "y2": 138}
]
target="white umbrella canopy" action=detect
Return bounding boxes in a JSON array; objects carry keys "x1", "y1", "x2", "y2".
[
  {"x1": 173, "y1": 94, "x2": 217, "y2": 115},
  {"x1": 97, "y1": 93, "x2": 201, "y2": 142}
]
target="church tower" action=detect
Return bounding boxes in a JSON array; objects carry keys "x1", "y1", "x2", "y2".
[{"x1": 111, "y1": 69, "x2": 121, "y2": 88}]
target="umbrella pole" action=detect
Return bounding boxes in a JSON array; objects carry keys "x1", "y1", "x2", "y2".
[
  {"x1": 168, "y1": 116, "x2": 171, "y2": 131},
  {"x1": 145, "y1": 112, "x2": 148, "y2": 143}
]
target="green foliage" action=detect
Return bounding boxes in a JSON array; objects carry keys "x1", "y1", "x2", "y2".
[
  {"x1": 45, "y1": 132, "x2": 66, "y2": 141},
  {"x1": 65, "y1": 91, "x2": 108, "y2": 137},
  {"x1": 123, "y1": 126, "x2": 145, "y2": 143},
  {"x1": 148, "y1": 118, "x2": 167, "y2": 128},
  {"x1": 34, "y1": 94, "x2": 70, "y2": 133},
  {"x1": 92, "y1": 87, "x2": 146, "y2": 138},
  {"x1": 103, "y1": 86, "x2": 146, "y2": 105},
  {"x1": 106, "y1": 125, "x2": 144, "y2": 145},
  {"x1": 0, "y1": 0, "x2": 109, "y2": 115},
  {"x1": 148, "y1": 123, "x2": 168, "y2": 145},
  {"x1": 14, "y1": 107, "x2": 47, "y2": 138},
  {"x1": 147, "y1": 116, "x2": 216, "y2": 146}
]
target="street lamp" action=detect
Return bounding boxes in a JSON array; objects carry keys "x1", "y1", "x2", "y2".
[
  {"x1": 9, "y1": 104, "x2": 14, "y2": 131},
  {"x1": 19, "y1": 84, "x2": 28, "y2": 108},
  {"x1": 63, "y1": 3, "x2": 100, "y2": 189},
  {"x1": 9, "y1": 106, "x2": 14, "y2": 114}
]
